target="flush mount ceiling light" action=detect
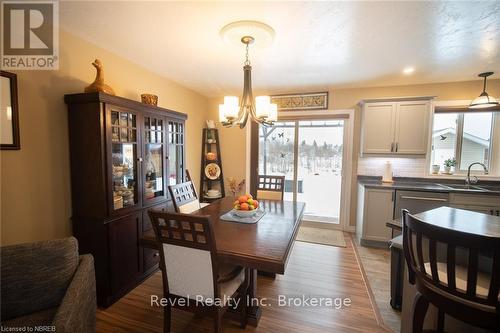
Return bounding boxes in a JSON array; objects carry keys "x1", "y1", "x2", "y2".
[
  {"x1": 469, "y1": 72, "x2": 498, "y2": 109},
  {"x1": 403, "y1": 67, "x2": 415, "y2": 75},
  {"x1": 218, "y1": 21, "x2": 277, "y2": 129}
]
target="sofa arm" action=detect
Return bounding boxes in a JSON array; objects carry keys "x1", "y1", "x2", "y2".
[{"x1": 53, "y1": 254, "x2": 96, "y2": 333}]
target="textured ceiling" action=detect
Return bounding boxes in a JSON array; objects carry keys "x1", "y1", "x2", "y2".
[{"x1": 60, "y1": 1, "x2": 500, "y2": 97}]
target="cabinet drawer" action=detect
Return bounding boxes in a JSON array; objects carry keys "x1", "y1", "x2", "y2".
[
  {"x1": 143, "y1": 248, "x2": 160, "y2": 272},
  {"x1": 449, "y1": 193, "x2": 500, "y2": 207},
  {"x1": 450, "y1": 204, "x2": 498, "y2": 216},
  {"x1": 394, "y1": 190, "x2": 449, "y2": 220}
]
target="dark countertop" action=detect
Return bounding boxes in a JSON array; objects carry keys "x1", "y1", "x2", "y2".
[
  {"x1": 415, "y1": 207, "x2": 500, "y2": 238},
  {"x1": 358, "y1": 176, "x2": 500, "y2": 195}
]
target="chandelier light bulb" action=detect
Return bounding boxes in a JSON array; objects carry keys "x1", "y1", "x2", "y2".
[{"x1": 256, "y1": 95, "x2": 271, "y2": 118}]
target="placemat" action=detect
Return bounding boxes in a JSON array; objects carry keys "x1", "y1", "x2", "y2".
[{"x1": 220, "y1": 209, "x2": 267, "y2": 224}]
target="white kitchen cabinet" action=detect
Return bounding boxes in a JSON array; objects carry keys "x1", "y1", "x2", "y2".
[
  {"x1": 449, "y1": 193, "x2": 500, "y2": 216},
  {"x1": 356, "y1": 185, "x2": 394, "y2": 246},
  {"x1": 360, "y1": 97, "x2": 432, "y2": 155}
]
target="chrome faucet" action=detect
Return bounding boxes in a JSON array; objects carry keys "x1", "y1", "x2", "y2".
[{"x1": 466, "y1": 162, "x2": 488, "y2": 185}]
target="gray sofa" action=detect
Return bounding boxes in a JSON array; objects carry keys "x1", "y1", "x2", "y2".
[{"x1": 1, "y1": 237, "x2": 96, "y2": 332}]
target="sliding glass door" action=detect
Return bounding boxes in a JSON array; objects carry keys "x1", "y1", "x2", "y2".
[{"x1": 258, "y1": 119, "x2": 345, "y2": 223}]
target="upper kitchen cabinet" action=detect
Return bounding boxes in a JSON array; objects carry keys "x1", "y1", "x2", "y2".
[{"x1": 360, "y1": 97, "x2": 433, "y2": 155}]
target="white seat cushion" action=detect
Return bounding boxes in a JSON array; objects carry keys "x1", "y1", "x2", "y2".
[
  {"x1": 178, "y1": 200, "x2": 201, "y2": 214},
  {"x1": 218, "y1": 267, "x2": 245, "y2": 305},
  {"x1": 423, "y1": 262, "x2": 490, "y2": 297}
]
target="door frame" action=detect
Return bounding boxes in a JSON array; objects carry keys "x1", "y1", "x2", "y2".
[{"x1": 248, "y1": 109, "x2": 355, "y2": 231}]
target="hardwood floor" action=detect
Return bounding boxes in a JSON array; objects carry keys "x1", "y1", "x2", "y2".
[
  {"x1": 353, "y1": 240, "x2": 401, "y2": 333},
  {"x1": 97, "y1": 234, "x2": 388, "y2": 333}
]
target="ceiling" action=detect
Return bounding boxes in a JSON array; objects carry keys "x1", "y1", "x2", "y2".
[{"x1": 60, "y1": 1, "x2": 500, "y2": 97}]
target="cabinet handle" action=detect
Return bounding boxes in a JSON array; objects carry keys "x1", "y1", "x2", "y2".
[
  {"x1": 490, "y1": 210, "x2": 494, "y2": 215},
  {"x1": 390, "y1": 143, "x2": 394, "y2": 152},
  {"x1": 497, "y1": 210, "x2": 499, "y2": 216},
  {"x1": 400, "y1": 196, "x2": 448, "y2": 202},
  {"x1": 395, "y1": 143, "x2": 399, "y2": 152}
]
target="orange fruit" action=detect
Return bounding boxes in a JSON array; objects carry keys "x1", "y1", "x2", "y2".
[
  {"x1": 253, "y1": 200, "x2": 259, "y2": 208},
  {"x1": 240, "y1": 202, "x2": 249, "y2": 210},
  {"x1": 238, "y1": 195, "x2": 248, "y2": 204}
]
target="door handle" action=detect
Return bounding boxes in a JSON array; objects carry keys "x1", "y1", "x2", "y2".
[{"x1": 399, "y1": 196, "x2": 448, "y2": 202}]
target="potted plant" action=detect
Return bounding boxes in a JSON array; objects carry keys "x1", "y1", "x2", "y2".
[{"x1": 443, "y1": 158, "x2": 456, "y2": 174}]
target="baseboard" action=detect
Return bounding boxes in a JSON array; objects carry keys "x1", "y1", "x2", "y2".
[
  {"x1": 344, "y1": 225, "x2": 356, "y2": 233},
  {"x1": 360, "y1": 238, "x2": 390, "y2": 249}
]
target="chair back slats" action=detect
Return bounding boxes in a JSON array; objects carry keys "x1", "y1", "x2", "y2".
[
  {"x1": 148, "y1": 210, "x2": 219, "y2": 299},
  {"x1": 402, "y1": 209, "x2": 500, "y2": 319},
  {"x1": 447, "y1": 245, "x2": 456, "y2": 290},
  {"x1": 416, "y1": 232, "x2": 425, "y2": 274},
  {"x1": 429, "y1": 239, "x2": 439, "y2": 283},
  {"x1": 487, "y1": 256, "x2": 500, "y2": 303},
  {"x1": 168, "y1": 181, "x2": 200, "y2": 213},
  {"x1": 185, "y1": 169, "x2": 199, "y2": 199},
  {"x1": 467, "y1": 248, "x2": 479, "y2": 297},
  {"x1": 257, "y1": 175, "x2": 285, "y2": 200}
]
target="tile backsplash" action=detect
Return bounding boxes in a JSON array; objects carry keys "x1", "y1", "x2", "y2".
[{"x1": 357, "y1": 157, "x2": 427, "y2": 177}]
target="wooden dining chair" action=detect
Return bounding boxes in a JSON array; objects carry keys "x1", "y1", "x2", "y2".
[
  {"x1": 402, "y1": 209, "x2": 500, "y2": 332},
  {"x1": 256, "y1": 175, "x2": 285, "y2": 200},
  {"x1": 168, "y1": 181, "x2": 206, "y2": 214},
  {"x1": 186, "y1": 169, "x2": 209, "y2": 208},
  {"x1": 148, "y1": 210, "x2": 249, "y2": 333}
]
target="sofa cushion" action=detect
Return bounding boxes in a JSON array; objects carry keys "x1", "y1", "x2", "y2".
[
  {"x1": 1, "y1": 237, "x2": 79, "y2": 320},
  {"x1": 1, "y1": 307, "x2": 57, "y2": 328}
]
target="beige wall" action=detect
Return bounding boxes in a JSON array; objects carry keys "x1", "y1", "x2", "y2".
[
  {"x1": 208, "y1": 79, "x2": 500, "y2": 225},
  {"x1": 0, "y1": 30, "x2": 209, "y2": 245}
]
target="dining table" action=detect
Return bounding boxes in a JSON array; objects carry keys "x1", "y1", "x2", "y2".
[{"x1": 141, "y1": 196, "x2": 306, "y2": 326}]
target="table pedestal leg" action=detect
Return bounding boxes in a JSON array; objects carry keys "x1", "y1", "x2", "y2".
[{"x1": 224, "y1": 268, "x2": 261, "y2": 326}]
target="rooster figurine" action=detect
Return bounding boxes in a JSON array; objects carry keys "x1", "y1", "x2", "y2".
[{"x1": 84, "y1": 59, "x2": 115, "y2": 95}]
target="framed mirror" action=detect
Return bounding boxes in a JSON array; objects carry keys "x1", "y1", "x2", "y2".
[{"x1": 1, "y1": 71, "x2": 20, "y2": 150}]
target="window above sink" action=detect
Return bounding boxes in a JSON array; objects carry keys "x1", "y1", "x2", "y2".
[{"x1": 427, "y1": 100, "x2": 500, "y2": 178}]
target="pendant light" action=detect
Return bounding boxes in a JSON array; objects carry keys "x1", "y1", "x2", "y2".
[
  {"x1": 219, "y1": 21, "x2": 277, "y2": 128},
  {"x1": 469, "y1": 72, "x2": 498, "y2": 109}
]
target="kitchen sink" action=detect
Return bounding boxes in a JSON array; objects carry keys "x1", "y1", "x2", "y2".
[{"x1": 438, "y1": 184, "x2": 491, "y2": 192}]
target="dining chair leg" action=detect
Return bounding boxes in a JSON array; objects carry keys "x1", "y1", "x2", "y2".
[
  {"x1": 436, "y1": 310, "x2": 445, "y2": 333},
  {"x1": 214, "y1": 309, "x2": 222, "y2": 333},
  {"x1": 411, "y1": 292, "x2": 429, "y2": 333},
  {"x1": 239, "y1": 291, "x2": 247, "y2": 329},
  {"x1": 164, "y1": 304, "x2": 171, "y2": 333}
]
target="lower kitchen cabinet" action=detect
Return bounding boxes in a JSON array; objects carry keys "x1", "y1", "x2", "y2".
[
  {"x1": 357, "y1": 183, "x2": 500, "y2": 248},
  {"x1": 356, "y1": 185, "x2": 394, "y2": 246}
]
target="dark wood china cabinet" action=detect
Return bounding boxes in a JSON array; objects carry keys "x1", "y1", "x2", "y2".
[{"x1": 65, "y1": 92, "x2": 186, "y2": 307}]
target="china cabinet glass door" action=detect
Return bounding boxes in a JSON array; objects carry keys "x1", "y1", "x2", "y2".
[
  {"x1": 110, "y1": 109, "x2": 139, "y2": 211},
  {"x1": 168, "y1": 121, "x2": 184, "y2": 186},
  {"x1": 143, "y1": 115, "x2": 166, "y2": 205}
]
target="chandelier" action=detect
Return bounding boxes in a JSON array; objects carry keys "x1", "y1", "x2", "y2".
[{"x1": 219, "y1": 35, "x2": 277, "y2": 128}]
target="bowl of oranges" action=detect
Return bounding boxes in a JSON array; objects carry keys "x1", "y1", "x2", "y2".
[{"x1": 232, "y1": 194, "x2": 259, "y2": 217}]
